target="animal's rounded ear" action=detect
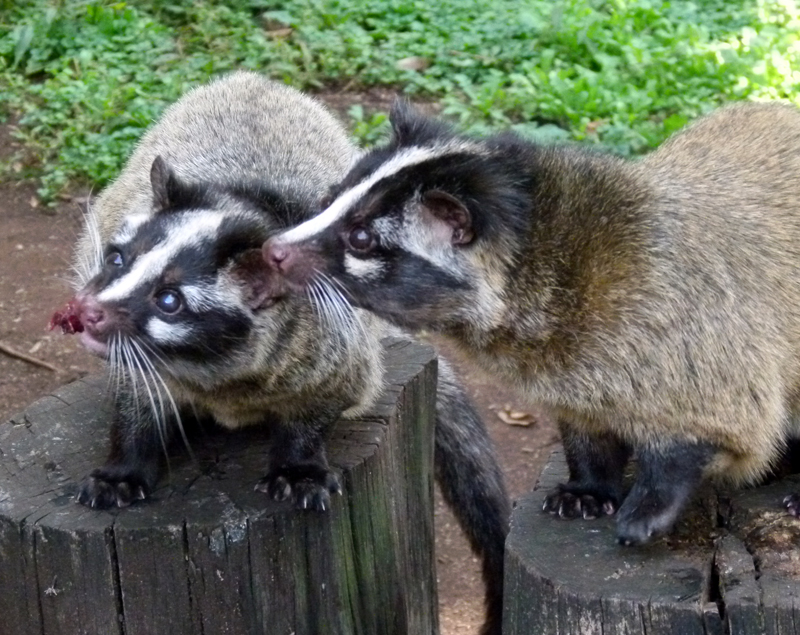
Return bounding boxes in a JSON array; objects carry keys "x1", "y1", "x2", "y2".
[
  {"x1": 389, "y1": 100, "x2": 453, "y2": 147},
  {"x1": 150, "y1": 156, "x2": 174, "y2": 210},
  {"x1": 422, "y1": 190, "x2": 475, "y2": 245}
]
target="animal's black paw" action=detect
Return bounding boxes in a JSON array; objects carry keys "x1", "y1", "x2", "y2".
[
  {"x1": 542, "y1": 483, "x2": 619, "y2": 519},
  {"x1": 75, "y1": 468, "x2": 149, "y2": 509},
  {"x1": 784, "y1": 493, "x2": 800, "y2": 517},
  {"x1": 255, "y1": 464, "x2": 342, "y2": 512},
  {"x1": 616, "y1": 488, "x2": 681, "y2": 546}
]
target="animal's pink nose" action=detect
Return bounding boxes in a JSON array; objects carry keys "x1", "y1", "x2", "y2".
[
  {"x1": 83, "y1": 306, "x2": 105, "y2": 325},
  {"x1": 263, "y1": 240, "x2": 296, "y2": 274},
  {"x1": 79, "y1": 299, "x2": 108, "y2": 335}
]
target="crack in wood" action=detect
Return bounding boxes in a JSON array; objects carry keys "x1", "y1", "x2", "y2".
[
  {"x1": 108, "y1": 524, "x2": 126, "y2": 635},
  {"x1": 30, "y1": 526, "x2": 46, "y2": 635},
  {"x1": 181, "y1": 520, "x2": 205, "y2": 635}
]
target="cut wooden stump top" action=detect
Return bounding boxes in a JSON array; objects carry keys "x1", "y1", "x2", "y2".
[
  {"x1": 0, "y1": 337, "x2": 440, "y2": 635},
  {"x1": 504, "y1": 448, "x2": 800, "y2": 635}
]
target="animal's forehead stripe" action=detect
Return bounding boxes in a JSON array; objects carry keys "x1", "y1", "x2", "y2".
[
  {"x1": 280, "y1": 141, "x2": 482, "y2": 244},
  {"x1": 98, "y1": 211, "x2": 226, "y2": 302},
  {"x1": 112, "y1": 213, "x2": 152, "y2": 245}
]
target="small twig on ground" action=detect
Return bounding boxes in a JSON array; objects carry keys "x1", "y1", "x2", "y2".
[{"x1": 0, "y1": 341, "x2": 61, "y2": 373}]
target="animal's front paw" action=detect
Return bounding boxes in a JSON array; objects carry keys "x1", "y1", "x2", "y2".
[
  {"x1": 542, "y1": 483, "x2": 619, "y2": 519},
  {"x1": 255, "y1": 464, "x2": 342, "y2": 512},
  {"x1": 76, "y1": 468, "x2": 149, "y2": 509},
  {"x1": 784, "y1": 493, "x2": 800, "y2": 517}
]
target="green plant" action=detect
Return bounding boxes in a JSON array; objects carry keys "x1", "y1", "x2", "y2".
[
  {"x1": 1, "y1": 3, "x2": 197, "y2": 198},
  {"x1": 2, "y1": 0, "x2": 800, "y2": 202},
  {"x1": 348, "y1": 104, "x2": 390, "y2": 147}
]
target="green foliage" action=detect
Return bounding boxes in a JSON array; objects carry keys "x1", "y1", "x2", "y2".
[
  {"x1": 0, "y1": 3, "x2": 195, "y2": 198},
  {"x1": 1, "y1": 0, "x2": 800, "y2": 202},
  {"x1": 348, "y1": 104, "x2": 390, "y2": 146}
]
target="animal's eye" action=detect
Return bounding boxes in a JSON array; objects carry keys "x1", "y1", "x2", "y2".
[
  {"x1": 154, "y1": 289, "x2": 182, "y2": 314},
  {"x1": 105, "y1": 252, "x2": 123, "y2": 267},
  {"x1": 347, "y1": 226, "x2": 376, "y2": 253}
]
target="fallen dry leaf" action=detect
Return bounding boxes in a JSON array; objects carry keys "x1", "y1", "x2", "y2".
[
  {"x1": 396, "y1": 56, "x2": 430, "y2": 72},
  {"x1": 496, "y1": 405, "x2": 536, "y2": 426},
  {"x1": 266, "y1": 27, "x2": 293, "y2": 38},
  {"x1": 585, "y1": 119, "x2": 608, "y2": 135}
]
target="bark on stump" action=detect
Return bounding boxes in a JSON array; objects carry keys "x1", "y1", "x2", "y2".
[
  {"x1": 504, "y1": 448, "x2": 800, "y2": 635},
  {"x1": 0, "y1": 338, "x2": 439, "y2": 635}
]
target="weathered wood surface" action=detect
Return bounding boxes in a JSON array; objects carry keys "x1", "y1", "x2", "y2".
[
  {"x1": 504, "y1": 448, "x2": 800, "y2": 635},
  {"x1": 0, "y1": 338, "x2": 439, "y2": 635}
]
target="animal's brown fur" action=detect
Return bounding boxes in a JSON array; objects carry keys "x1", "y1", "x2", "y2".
[
  {"x1": 450, "y1": 103, "x2": 800, "y2": 485},
  {"x1": 266, "y1": 101, "x2": 800, "y2": 542}
]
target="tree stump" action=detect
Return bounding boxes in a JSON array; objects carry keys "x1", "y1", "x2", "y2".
[
  {"x1": 504, "y1": 448, "x2": 800, "y2": 635},
  {"x1": 0, "y1": 338, "x2": 439, "y2": 635}
]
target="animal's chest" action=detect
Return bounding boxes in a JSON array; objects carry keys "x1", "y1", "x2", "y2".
[{"x1": 171, "y1": 379, "x2": 292, "y2": 430}]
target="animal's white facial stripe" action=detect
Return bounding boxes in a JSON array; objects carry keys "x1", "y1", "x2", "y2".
[
  {"x1": 278, "y1": 147, "x2": 435, "y2": 243},
  {"x1": 147, "y1": 317, "x2": 192, "y2": 344},
  {"x1": 98, "y1": 247, "x2": 173, "y2": 303},
  {"x1": 399, "y1": 200, "x2": 457, "y2": 269},
  {"x1": 180, "y1": 285, "x2": 211, "y2": 312},
  {"x1": 181, "y1": 281, "x2": 247, "y2": 313},
  {"x1": 344, "y1": 253, "x2": 385, "y2": 279},
  {"x1": 279, "y1": 142, "x2": 483, "y2": 244},
  {"x1": 112, "y1": 213, "x2": 152, "y2": 245},
  {"x1": 372, "y1": 216, "x2": 401, "y2": 240},
  {"x1": 98, "y1": 211, "x2": 226, "y2": 303}
]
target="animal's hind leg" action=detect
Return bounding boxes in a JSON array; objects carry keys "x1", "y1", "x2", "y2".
[
  {"x1": 782, "y1": 440, "x2": 800, "y2": 516},
  {"x1": 616, "y1": 439, "x2": 715, "y2": 545},
  {"x1": 543, "y1": 422, "x2": 631, "y2": 519}
]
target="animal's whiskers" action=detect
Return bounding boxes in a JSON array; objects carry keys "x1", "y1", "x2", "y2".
[
  {"x1": 313, "y1": 271, "x2": 368, "y2": 343},
  {"x1": 106, "y1": 332, "x2": 118, "y2": 394},
  {"x1": 306, "y1": 278, "x2": 335, "y2": 333},
  {"x1": 113, "y1": 335, "x2": 172, "y2": 464},
  {"x1": 311, "y1": 277, "x2": 343, "y2": 332},
  {"x1": 74, "y1": 199, "x2": 103, "y2": 288},
  {"x1": 131, "y1": 337, "x2": 195, "y2": 462},
  {"x1": 320, "y1": 270, "x2": 357, "y2": 304}
]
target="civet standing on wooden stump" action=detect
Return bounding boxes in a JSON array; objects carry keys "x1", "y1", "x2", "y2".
[{"x1": 264, "y1": 100, "x2": 800, "y2": 546}]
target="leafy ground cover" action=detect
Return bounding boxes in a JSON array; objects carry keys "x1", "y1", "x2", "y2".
[{"x1": 1, "y1": 0, "x2": 800, "y2": 202}]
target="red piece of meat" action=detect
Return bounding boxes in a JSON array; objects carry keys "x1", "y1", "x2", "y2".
[{"x1": 49, "y1": 300, "x2": 84, "y2": 334}]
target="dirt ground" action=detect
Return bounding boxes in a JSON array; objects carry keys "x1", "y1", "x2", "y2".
[{"x1": 0, "y1": 121, "x2": 557, "y2": 634}]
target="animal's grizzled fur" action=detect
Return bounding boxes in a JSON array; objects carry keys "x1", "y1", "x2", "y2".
[
  {"x1": 265, "y1": 100, "x2": 800, "y2": 545},
  {"x1": 71, "y1": 73, "x2": 509, "y2": 635}
]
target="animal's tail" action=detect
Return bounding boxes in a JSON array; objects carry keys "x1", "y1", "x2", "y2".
[{"x1": 435, "y1": 358, "x2": 511, "y2": 635}]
